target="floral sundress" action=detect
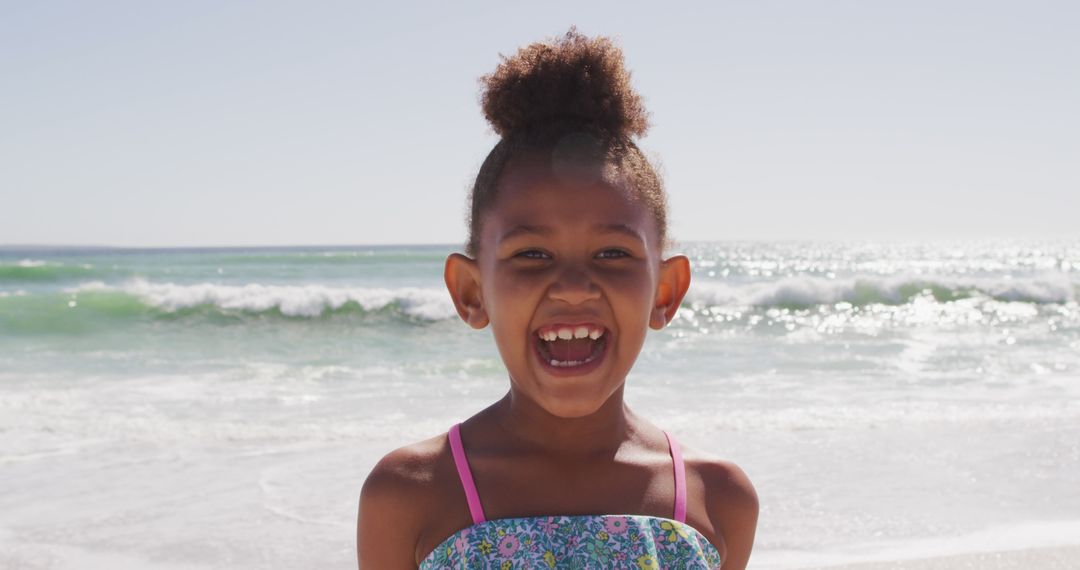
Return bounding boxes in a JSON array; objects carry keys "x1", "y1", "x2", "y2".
[
  {"x1": 418, "y1": 514, "x2": 722, "y2": 569},
  {"x1": 420, "y1": 424, "x2": 722, "y2": 569}
]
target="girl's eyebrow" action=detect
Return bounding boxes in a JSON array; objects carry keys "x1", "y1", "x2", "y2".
[
  {"x1": 499, "y1": 224, "x2": 553, "y2": 242},
  {"x1": 499, "y1": 223, "x2": 644, "y2": 244},
  {"x1": 595, "y1": 223, "x2": 646, "y2": 244}
]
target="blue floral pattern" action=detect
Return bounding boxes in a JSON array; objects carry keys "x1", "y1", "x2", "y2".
[{"x1": 419, "y1": 515, "x2": 721, "y2": 569}]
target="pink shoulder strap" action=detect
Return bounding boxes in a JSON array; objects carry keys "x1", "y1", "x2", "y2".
[
  {"x1": 664, "y1": 430, "x2": 688, "y2": 523},
  {"x1": 448, "y1": 423, "x2": 486, "y2": 524}
]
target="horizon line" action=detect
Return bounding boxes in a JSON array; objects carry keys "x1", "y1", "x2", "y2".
[{"x1": 3, "y1": 235, "x2": 1080, "y2": 251}]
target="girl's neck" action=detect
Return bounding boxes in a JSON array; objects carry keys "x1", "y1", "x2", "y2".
[{"x1": 488, "y1": 386, "x2": 636, "y2": 459}]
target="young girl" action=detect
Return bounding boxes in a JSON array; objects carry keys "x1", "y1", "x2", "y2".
[{"x1": 357, "y1": 29, "x2": 758, "y2": 569}]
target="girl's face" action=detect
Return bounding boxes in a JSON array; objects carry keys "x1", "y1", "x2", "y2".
[{"x1": 445, "y1": 153, "x2": 690, "y2": 418}]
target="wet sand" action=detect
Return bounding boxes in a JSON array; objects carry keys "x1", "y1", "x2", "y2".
[{"x1": 802, "y1": 545, "x2": 1080, "y2": 570}]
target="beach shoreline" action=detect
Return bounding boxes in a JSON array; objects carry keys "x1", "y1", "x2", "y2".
[
  {"x1": 752, "y1": 518, "x2": 1080, "y2": 570},
  {"x1": 797, "y1": 544, "x2": 1080, "y2": 569}
]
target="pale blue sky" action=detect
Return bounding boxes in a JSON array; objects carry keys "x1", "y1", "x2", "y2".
[{"x1": 2, "y1": 1, "x2": 1077, "y2": 247}]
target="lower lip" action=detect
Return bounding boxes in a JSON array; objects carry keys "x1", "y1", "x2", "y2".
[{"x1": 532, "y1": 335, "x2": 609, "y2": 377}]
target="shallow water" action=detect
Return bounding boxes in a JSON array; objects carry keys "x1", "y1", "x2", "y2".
[{"x1": 1, "y1": 240, "x2": 1078, "y2": 568}]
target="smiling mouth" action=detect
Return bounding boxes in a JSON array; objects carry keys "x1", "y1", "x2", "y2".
[{"x1": 533, "y1": 324, "x2": 609, "y2": 372}]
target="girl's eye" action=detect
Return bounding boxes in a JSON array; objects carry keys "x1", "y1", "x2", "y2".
[
  {"x1": 513, "y1": 249, "x2": 629, "y2": 260},
  {"x1": 597, "y1": 249, "x2": 630, "y2": 259},
  {"x1": 514, "y1": 250, "x2": 549, "y2": 260}
]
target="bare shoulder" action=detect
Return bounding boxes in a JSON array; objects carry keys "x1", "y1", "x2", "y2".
[
  {"x1": 363, "y1": 434, "x2": 448, "y2": 493},
  {"x1": 688, "y1": 453, "x2": 758, "y2": 514},
  {"x1": 357, "y1": 433, "x2": 454, "y2": 569},
  {"x1": 682, "y1": 446, "x2": 759, "y2": 570}
]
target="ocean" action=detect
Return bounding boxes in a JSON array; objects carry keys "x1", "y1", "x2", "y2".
[{"x1": 1, "y1": 240, "x2": 1078, "y2": 569}]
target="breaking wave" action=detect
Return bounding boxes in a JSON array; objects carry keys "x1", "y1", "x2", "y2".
[
  {"x1": 687, "y1": 273, "x2": 1078, "y2": 308},
  {"x1": 0, "y1": 279, "x2": 458, "y2": 334},
  {"x1": 64, "y1": 279, "x2": 459, "y2": 320},
  {"x1": 3, "y1": 273, "x2": 1075, "y2": 336}
]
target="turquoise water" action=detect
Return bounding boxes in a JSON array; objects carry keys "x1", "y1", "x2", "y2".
[{"x1": 2, "y1": 240, "x2": 1079, "y2": 568}]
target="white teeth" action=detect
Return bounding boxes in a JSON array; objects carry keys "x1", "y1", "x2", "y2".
[
  {"x1": 548, "y1": 351, "x2": 599, "y2": 368},
  {"x1": 536, "y1": 326, "x2": 606, "y2": 342}
]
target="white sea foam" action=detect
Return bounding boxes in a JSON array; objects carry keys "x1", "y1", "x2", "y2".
[
  {"x1": 688, "y1": 272, "x2": 1078, "y2": 307},
  {"x1": 673, "y1": 398, "x2": 1080, "y2": 432},
  {"x1": 15, "y1": 259, "x2": 48, "y2": 267},
  {"x1": 66, "y1": 278, "x2": 457, "y2": 320}
]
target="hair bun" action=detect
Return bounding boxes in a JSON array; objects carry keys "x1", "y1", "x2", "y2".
[{"x1": 480, "y1": 28, "x2": 650, "y2": 139}]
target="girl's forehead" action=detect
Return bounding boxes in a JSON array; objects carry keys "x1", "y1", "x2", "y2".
[
  {"x1": 482, "y1": 191, "x2": 657, "y2": 259},
  {"x1": 488, "y1": 174, "x2": 649, "y2": 231},
  {"x1": 478, "y1": 152, "x2": 660, "y2": 251}
]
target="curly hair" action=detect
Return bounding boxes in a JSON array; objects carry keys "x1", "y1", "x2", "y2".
[{"x1": 465, "y1": 28, "x2": 668, "y2": 257}]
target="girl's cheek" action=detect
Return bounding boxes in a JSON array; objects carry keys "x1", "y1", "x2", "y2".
[
  {"x1": 502, "y1": 272, "x2": 550, "y2": 296},
  {"x1": 598, "y1": 272, "x2": 652, "y2": 297}
]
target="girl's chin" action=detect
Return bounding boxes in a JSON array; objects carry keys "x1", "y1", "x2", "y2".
[
  {"x1": 514, "y1": 380, "x2": 626, "y2": 420},
  {"x1": 539, "y1": 397, "x2": 609, "y2": 419}
]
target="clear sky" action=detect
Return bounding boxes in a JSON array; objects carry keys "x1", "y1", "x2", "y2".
[{"x1": 2, "y1": 1, "x2": 1077, "y2": 247}]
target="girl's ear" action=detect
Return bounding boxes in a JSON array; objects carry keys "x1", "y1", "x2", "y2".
[
  {"x1": 649, "y1": 254, "x2": 691, "y2": 330},
  {"x1": 444, "y1": 253, "x2": 489, "y2": 329}
]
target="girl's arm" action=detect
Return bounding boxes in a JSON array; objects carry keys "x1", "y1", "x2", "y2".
[
  {"x1": 356, "y1": 451, "x2": 428, "y2": 569},
  {"x1": 703, "y1": 460, "x2": 760, "y2": 570}
]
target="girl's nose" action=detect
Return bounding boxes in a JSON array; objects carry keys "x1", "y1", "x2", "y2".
[{"x1": 548, "y1": 267, "x2": 601, "y2": 305}]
